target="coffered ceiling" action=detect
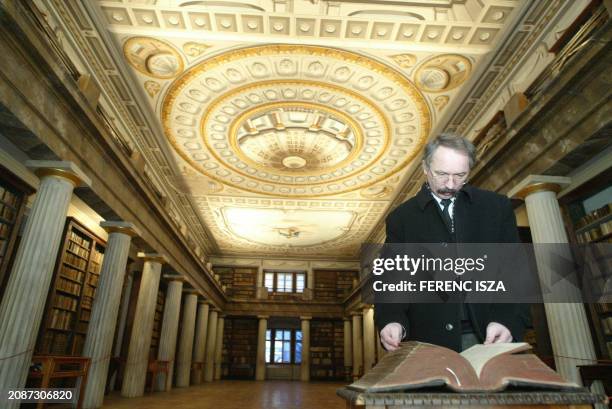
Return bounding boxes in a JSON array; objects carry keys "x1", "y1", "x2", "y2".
[{"x1": 35, "y1": 0, "x2": 553, "y2": 259}]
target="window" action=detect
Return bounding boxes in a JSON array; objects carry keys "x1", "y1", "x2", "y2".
[
  {"x1": 265, "y1": 329, "x2": 302, "y2": 364},
  {"x1": 263, "y1": 271, "x2": 305, "y2": 293}
]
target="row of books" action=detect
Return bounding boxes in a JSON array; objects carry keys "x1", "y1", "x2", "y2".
[
  {"x1": 0, "y1": 186, "x2": 19, "y2": 207},
  {"x1": 86, "y1": 273, "x2": 99, "y2": 287},
  {"x1": 81, "y1": 295, "x2": 93, "y2": 310},
  {"x1": 49, "y1": 309, "x2": 73, "y2": 330},
  {"x1": 601, "y1": 316, "x2": 612, "y2": 335},
  {"x1": 0, "y1": 223, "x2": 11, "y2": 239},
  {"x1": 61, "y1": 265, "x2": 85, "y2": 282},
  {"x1": 0, "y1": 203, "x2": 15, "y2": 221},
  {"x1": 67, "y1": 240, "x2": 90, "y2": 259},
  {"x1": 64, "y1": 253, "x2": 88, "y2": 270},
  {"x1": 577, "y1": 219, "x2": 612, "y2": 243},
  {"x1": 91, "y1": 248, "x2": 103, "y2": 264},
  {"x1": 57, "y1": 277, "x2": 81, "y2": 296},
  {"x1": 80, "y1": 308, "x2": 91, "y2": 322},
  {"x1": 54, "y1": 294, "x2": 78, "y2": 311},
  {"x1": 68, "y1": 230, "x2": 91, "y2": 249}
]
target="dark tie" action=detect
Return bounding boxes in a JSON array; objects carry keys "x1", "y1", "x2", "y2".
[{"x1": 441, "y1": 198, "x2": 453, "y2": 232}]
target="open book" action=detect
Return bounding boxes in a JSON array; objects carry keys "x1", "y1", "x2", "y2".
[{"x1": 349, "y1": 342, "x2": 579, "y2": 393}]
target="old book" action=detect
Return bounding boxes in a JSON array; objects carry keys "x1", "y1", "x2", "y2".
[{"x1": 349, "y1": 342, "x2": 579, "y2": 393}]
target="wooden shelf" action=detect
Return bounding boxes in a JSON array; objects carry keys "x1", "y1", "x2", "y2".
[{"x1": 36, "y1": 218, "x2": 106, "y2": 356}]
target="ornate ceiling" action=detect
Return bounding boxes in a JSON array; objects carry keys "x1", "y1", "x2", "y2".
[{"x1": 37, "y1": 0, "x2": 537, "y2": 259}]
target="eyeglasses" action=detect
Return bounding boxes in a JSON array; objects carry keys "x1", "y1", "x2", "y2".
[{"x1": 428, "y1": 168, "x2": 469, "y2": 183}]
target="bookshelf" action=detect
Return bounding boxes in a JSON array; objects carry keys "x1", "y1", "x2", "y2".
[
  {"x1": 214, "y1": 266, "x2": 256, "y2": 299},
  {"x1": 149, "y1": 287, "x2": 165, "y2": 360},
  {"x1": 0, "y1": 168, "x2": 32, "y2": 298},
  {"x1": 224, "y1": 317, "x2": 257, "y2": 379},
  {"x1": 314, "y1": 270, "x2": 357, "y2": 301},
  {"x1": 36, "y1": 217, "x2": 105, "y2": 356},
  {"x1": 574, "y1": 203, "x2": 612, "y2": 359},
  {"x1": 310, "y1": 319, "x2": 344, "y2": 380}
]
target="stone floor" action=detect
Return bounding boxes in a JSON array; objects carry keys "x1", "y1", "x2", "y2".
[{"x1": 102, "y1": 380, "x2": 347, "y2": 409}]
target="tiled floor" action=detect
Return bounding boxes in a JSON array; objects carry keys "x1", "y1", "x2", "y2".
[{"x1": 102, "y1": 380, "x2": 347, "y2": 409}]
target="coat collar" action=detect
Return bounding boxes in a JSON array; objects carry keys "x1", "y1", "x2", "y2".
[{"x1": 416, "y1": 183, "x2": 474, "y2": 210}]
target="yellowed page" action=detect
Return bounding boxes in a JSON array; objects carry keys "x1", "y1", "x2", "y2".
[{"x1": 459, "y1": 342, "x2": 530, "y2": 378}]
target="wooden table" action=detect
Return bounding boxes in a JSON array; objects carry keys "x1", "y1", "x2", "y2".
[
  {"x1": 336, "y1": 387, "x2": 607, "y2": 409},
  {"x1": 146, "y1": 359, "x2": 170, "y2": 392},
  {"x1": 29, "y1": 355, "x2": 90, "y2": 409}
]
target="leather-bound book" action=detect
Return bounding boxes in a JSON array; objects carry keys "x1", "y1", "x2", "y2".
[{"x1": 349, "y1": 342, "x2": 579, "y2": 393}]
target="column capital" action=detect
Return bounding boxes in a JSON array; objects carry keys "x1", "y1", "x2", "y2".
[
  {"x1": 197, "y1": 298, "x2": 209, "y2": 304},
  {"x1": 257, "y1": 315, "x2": 269, "y2": 320},
  {"x1": 137, "y1": 252, "x2": 167, "y2": 264},
  {"x1": 26, "y1": 160, "x2": 91, "y2": 187},
  {"x1": 163, "y1": 274, "x2": 185, "y2": 282},
  {"x1": 182, "y1": 289, "x2": 200, "y2": 295},
  {"x1": 508, "y1": 175, "x2": 571, "y2": 200},
  {"x1": 300, "y1": 316, "x2": 312, "y2": 321},
  {"x1": 350, "y1": 312, "x2": 362, "y2": 317},
  {"x1": 362, "y1": 304, "x2": 374, "y2": 311},
  {"x1": 101, "y1": 221, "x2": 141, "y2": 237},
  {"x1": 343, "y1": 317, "x2": 352, "y2": 322}
]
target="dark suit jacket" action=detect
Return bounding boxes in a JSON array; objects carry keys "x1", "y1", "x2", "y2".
[{"x1": 374, "y1": 183, "x2": 526, "y2": 352}]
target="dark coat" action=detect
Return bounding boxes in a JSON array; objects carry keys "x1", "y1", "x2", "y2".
[{"x1": 374, "y1": 183, "x2": 526, "y2": 352}]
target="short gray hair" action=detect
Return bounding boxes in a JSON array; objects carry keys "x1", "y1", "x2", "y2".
[{"x1": 423, "y1": 133, "x2": 476, "y2": 169}]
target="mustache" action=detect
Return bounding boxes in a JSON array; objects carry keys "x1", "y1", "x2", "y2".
[{"x1": 437, "y1": 188, "x2": 458, "y2": 195}]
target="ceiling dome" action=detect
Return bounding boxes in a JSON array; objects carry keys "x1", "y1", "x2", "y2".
[{"x1": 235, "y1": 105, "x2": 357, "y2": 173}]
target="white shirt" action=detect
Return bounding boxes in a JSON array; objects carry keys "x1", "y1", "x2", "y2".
[{"x1": 431, "y1": 193, "x2": 455, "y2": 219}]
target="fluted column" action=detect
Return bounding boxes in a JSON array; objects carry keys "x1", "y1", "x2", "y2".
[
  {"x1": 191, "y1": 300, "x2": 210, "y2": 384},
  {"x1": 204, "y1": 310, "x2": 219, "y2": 382},
  {"x1": 352, "y1": 313, "x2": 363, "y2": 379},
  {"x1": 176, "y1": 291, "x2": 198, "y2": 387},
  {"x1": 214, "y1": 315, "x2": 225, "y2": 380},
  {"x1": 300, "y1": 316, "x2": 311, "y2": 382},
  {"x1": 156, "y1": 275, "x2": 184, "y2": 391},
  {"x1": 343, "y1": 318, "x2": 353, "y2": 379},
  {"x1": 81, "y1": 222, "x2": 140, "y2": 409},
  {"x1": 0, "y1": 162, "x2": 89, "y2": 406},
  {"x1": 255, "y1": 315, "x2": 268, "y2": 381},
  {"x1": 510, "y1": 175, "x2": 597, "y2": 384},
  {"x1": 121, "y1": 253, "x2": 166, "y2": 398},
  {"x1": 362, "y1": 306, "x2": 375, "y2": 374}
]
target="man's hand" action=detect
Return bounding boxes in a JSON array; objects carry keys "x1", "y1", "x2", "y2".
[
  {"x1": 484, "y1": 322, "x2": 512, "y2": 344},
  {"x1": 380, "y1": 323, "x2": 404, "y2": 351}
]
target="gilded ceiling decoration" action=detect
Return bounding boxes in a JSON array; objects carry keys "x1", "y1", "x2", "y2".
[
  {"x1": 162, "y1": 44, "x2": 431, "y2": 197},
  {"x1": 123, "y1": 36, "x2": 184, "y2": 79},
  {"x1": 41, "y1": 0, "x2": 536, "y2": 258},
  {"x1": 415, "y1": 54, "x2": 472, "y2": 93}
]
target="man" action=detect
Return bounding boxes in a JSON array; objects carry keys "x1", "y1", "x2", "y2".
[{"x1": 375, "y1": 133, "x2": 526, "y2": 352}]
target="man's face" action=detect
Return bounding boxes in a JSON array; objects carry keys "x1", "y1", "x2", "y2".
[{"x1": 424, "y1": 146, "x2": 470, "y2": 199}]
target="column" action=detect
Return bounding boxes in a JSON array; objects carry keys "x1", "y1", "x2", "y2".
[
  {"x1": 343, "y1": 318, "x2": 353, "y2": 380},
  {"x1": 352, "y1": 313, "x2": 363, "y2": 379},
  {"x1": 191, "y1": 300, "x2": 210, "y2": 384},
  {"x1": 255, "y1": 315, "x2": 268, "y2": 380},
  {"x1": 362, "y1": 306, "x2": 375, "y2": 374},
  {"x1": 155, "y1": 275, "x2": 184, "y2": 391},
  {"x1": 300, "y1": 316, "x2": 311, "y2": 382},
  {"x1": 214, "y1": 315, "x2": 225, "y2": 380},
  {"x1": 509, "y1": 175, "x2": 598, "y2": 384},
  {"x1": 204, "y1": 309, "x2": 218, "y2": 381},
  {"x1": 0, "y1": 161, "x2": 89, "y2": 405},
  {"x1": 176, "y1": 290, "x2": 198, "y2": 387},
  {"x1": 81, "y1": 222, "x2": 140, "y2": 409},
  {"x1": 256, "y1": 264, "x2": 267, "y2": 299},
  {"x1": 303, "y1": 266, "x2": 314, "y2": 300},
  {"x1": 121, "y1": 253, "x2": 166, "y2": 398}
]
